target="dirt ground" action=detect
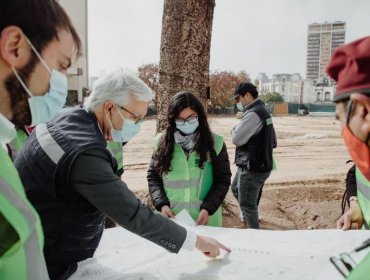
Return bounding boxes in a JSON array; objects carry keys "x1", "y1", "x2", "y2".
[{"x1": 122, "y1": 115, "x2": 351, "y2": 230}]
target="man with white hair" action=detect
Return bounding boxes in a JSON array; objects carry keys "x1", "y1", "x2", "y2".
[{"x1": 15, "y1": 70, "x2": 231, "y2": 280}]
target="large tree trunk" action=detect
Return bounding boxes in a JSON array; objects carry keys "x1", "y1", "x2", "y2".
[{"x1": 156, "y1": 0, "x2": 215, "y2": 132}]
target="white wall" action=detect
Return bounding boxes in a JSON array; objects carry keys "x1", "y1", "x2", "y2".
[
  {"x1": 256, "y1": 73, "x2": 304, "y2": 103},
  {"x1": 313, "y1": 85, "x2": 335, "y2": 103},
  {"x1": 58, "y1": 0, "x2": 88, "y2": 102}
]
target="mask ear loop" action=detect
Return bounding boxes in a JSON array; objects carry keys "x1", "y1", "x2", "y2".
[
  {"x1": 11, "y1": 67, "x2": 34, "y2": 97},
  {"x1": 108, "y1": 105, "x2": 125, "y2": 132},
  {"x1": 365, "y1": 102, "x2": 370, "y2": 144},
  {"x1": 106, "y1": 105, "x2": 117, "y2": 131},
  {"x1": 24, "y1": 36, "x2": 51, "y2": 74},
  {"x1": 11, "y1": 34, "x2": 53, "y2": 98},
  {"x1": 114, "y1": 104, "x2": 126, "y2": 126},
  {"x1": 107, "y1": 115, "x2": 114, "y2": 130},
  {"x1": 104, "y1": 109, "x2": 115, "y2": 141},
  {"x1": 345, "y1": 99, "x2": 353, "y2": 126}
]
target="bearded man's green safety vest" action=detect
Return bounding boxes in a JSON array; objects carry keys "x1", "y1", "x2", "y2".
[
  {"x1": 154, "y1": 133, "x2": 224, "y2": 227},
  {"x1": 107, "y1": 141, "x2": 124, "y2": 171},
  {"x1": 8, "y1": 129, "x2": 28, "y2": 160},
  {"x1": 0, "y1": 146, "x2": 49, "y2": 279},
  {"x1": 356, "y1": 167, "x2": 370, "y2": 229}
]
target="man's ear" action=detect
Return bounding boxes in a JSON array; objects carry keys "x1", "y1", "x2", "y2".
[
  {"x1": 0, "y1": 26, "x2": 31, "y2": 68},
  {"x1": 103, "y1": 101, "x2": 115, "y2": 114}
]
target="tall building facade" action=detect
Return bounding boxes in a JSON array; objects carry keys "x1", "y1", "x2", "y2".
[
  {"x1": 306, "y1": 21, "x2": 345, "y2": 81},
  {"x1": 56, "y1": 0, "x2": 89, "y2": 104}
]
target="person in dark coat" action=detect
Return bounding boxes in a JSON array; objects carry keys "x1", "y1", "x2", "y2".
[{"x1": 15, "y1": 71, "x2": 231, "y2": 280}]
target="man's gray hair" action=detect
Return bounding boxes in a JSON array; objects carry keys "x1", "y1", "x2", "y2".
[{"x1": 84, "y1": 70, "x2": 153, "y2": 111}]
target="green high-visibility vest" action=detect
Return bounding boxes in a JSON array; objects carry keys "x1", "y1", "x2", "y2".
[
  {"x1": 0, "y1": 146, "x2": 49, "y2": 279},
  {"x1": 346, "y1": 168, "x2": 370, "y2": 280},
  {"x1": 347, "y1": 252, "x2": 370, "y2": 280},
  {"x1": 356, "y1": 167, "x2": 370, "y2": 229},
  {"x1": 107, "y1": 141, "x2": 124, "y2": 171},
  {"x1": 154, "y1": 133, "x2": 224, "y2": 227},
  {"x1": 8, "y1": 129, "x2": 28, "y2": 160}
]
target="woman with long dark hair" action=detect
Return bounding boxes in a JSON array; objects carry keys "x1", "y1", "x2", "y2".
[{"x1": 147, "y1": 91, "x2": 231, "y2": 226}]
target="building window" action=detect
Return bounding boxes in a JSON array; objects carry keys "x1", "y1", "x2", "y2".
[
  {"x1": 317, "y1": 91, "x2": 322, "y2": 101},
  {"x1": 324, "y1": 91, "x2": 330, "y2": 101}
]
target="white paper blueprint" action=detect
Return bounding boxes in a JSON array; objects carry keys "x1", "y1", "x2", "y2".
[{"x1": 70, "y1": 220, "x2": 370, "y2": 280}]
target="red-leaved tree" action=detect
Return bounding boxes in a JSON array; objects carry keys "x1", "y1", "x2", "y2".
[
  {"x1": 138, "y1": 63, "x2": 159, "y2": 106},
  {"x1": 209, "y1": 70, "x2": 250, "y2": 109}
]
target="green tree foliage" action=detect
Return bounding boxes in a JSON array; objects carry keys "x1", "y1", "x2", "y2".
[{"x1": 260, "y1": 92, "x2": 284, "y2": 103}]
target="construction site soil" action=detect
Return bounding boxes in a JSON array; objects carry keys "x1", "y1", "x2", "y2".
[{"x1": 122, "y1": 115, "x2": 350, "y2": 230}]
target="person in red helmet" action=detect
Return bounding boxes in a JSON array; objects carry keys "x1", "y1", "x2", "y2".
[
  {"x1": 326, "y1": 36, "x2": 370, "y2": 280},
  {"x1": 326, "y1": 36, "x2": 370, "y2": 231}
]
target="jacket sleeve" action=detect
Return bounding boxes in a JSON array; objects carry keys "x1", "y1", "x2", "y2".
[
  {"x1": 345, "y1": 164, "x2": 357, "y2": 200},
  {"x1": 200, "y1": 143, "x2": 231, "y2": 215},
  {"x1": 147, "y1": 153, "x2": 170, "y2": 211},
  {"x1": 231, "y1": 112, "x2": 263, "y2": 147},
  {"x1": 272, "y1": 125, "x2": 277, "y2": 149},
  {"x1": 70, "y1": 148, "x2": 187, "y2": 253}
]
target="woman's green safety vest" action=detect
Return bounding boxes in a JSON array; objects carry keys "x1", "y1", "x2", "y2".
[
  {"x1": 356, "y1": 167, "x2": 370, "y2": 229},
  {"x1": 107, "y1": 141, "x2": 124, "y2": 171},
  {"x1": 0, "y1": 146, "x2": 48, "y2": 279},
  {"x1": 154, "y1": 133, "x2": 224, "y2": 227}
]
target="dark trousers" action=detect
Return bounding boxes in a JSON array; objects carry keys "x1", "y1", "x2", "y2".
[{"x1": 231, "y1": 167, "x2": 271, "y2": 229}]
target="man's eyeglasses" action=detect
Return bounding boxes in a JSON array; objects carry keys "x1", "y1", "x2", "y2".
[
  {"x1": 117, "y1": 105, "x2": 145, "y2": 124},
  {"x1": 175, "y1": 115, "x2": 198, "y2": 126}
]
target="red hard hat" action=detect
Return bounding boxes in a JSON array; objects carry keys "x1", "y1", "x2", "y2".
[{"x1": 326, "y1": 36, "x2": 370, "y2": 102}]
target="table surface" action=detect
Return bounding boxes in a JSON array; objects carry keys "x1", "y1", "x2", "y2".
[{"x1": 70, "y1": 217, "x2": 370, "y2": 280}]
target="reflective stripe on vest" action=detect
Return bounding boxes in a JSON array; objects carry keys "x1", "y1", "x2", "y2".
[
  {"x1": 356, "y1": 167, "x2": 370, "y2": 229},
  {"x1": 36, "y1": 123, "x2": 65, "y2": 164},
  {"x1": 0, "y1": 169, "x2": 48, "y2": 279},
  {"x1": 163, "y1": 178, "x2": 200, "y2": 189},
  {"x1": 171, "y1": 200, "x2": 202, "y2": 210}
]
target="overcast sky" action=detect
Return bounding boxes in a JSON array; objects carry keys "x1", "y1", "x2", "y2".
[{"x1": 88, "y1": 0, "x2": 370, "y2": 79}]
